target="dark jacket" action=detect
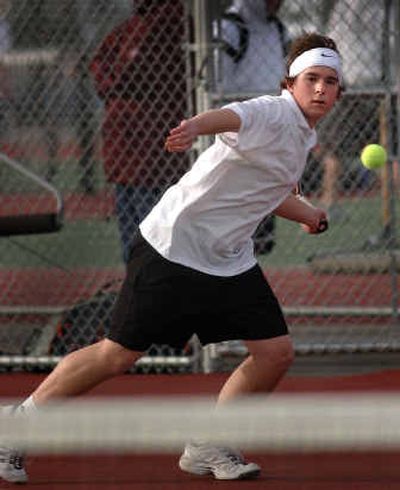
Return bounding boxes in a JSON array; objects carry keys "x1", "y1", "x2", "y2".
[{"x1": 90, "y1": 1, "x2": 188, "y2": 187}]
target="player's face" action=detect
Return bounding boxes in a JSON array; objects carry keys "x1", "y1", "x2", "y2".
[{"x1": 288, "y1": 66, "x2": 340, "y2": 127}]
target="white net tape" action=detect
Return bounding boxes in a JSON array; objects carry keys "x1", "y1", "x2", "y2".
[{"x1": 2, "y1": 394, "x2": 400, "y2": 454}]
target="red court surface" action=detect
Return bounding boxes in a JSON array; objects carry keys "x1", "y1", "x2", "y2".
[
  {"x1": 2, "y1": 370, "x2": 400, "y2": 489},
  {"x1": 12, "y1": 452, "x2": 400, "y2": 490}
]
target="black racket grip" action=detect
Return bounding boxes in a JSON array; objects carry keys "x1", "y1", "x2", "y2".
[{"x1": 317, "y1": 218, "x2": 328, "y2": 233}]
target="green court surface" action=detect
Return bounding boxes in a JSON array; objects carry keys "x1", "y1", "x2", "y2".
[{"x1": 0, "y1": 194, "x2": 393, "y2": 269}]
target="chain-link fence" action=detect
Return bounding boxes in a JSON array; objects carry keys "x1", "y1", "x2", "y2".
[
  {"x1": 199, "y1": 0, "x2": 400, "y2": 370},
  {"x1": 0, "y1": 0, "x2": 398, "y2": 372},
  {"x1": 0, "y1": 0, "x2": 196, "y2": 372}
]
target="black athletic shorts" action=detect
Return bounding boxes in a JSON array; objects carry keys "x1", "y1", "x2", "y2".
[{"x1": 107, "y1": 232, "x2": 288, "y2": 351}]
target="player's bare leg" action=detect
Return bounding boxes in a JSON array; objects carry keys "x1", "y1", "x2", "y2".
[
  {"x1": 179, "y1": 335, "x2": 293, "y2": 480},
  {"x1": 0, "y1": 339, "x2": 141, "y2": 483},
  {"x1": 32, "y1": 338, "x2": 142, "y2": 404},
  {"x1": 216, "y1": 335, "x2": 294, "y2": 404}
]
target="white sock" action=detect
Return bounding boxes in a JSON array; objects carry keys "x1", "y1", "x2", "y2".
[{"x1": 16, "y1": 396, "x2": 37, "y2": 416}]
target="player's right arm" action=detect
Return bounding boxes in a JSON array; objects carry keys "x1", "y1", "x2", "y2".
[
  {"x1": 165, "y1": 109, "x2": 241, "y2": 152},
  {"x1": 274, "y1": 193, "x2": 328, "y2": 234}
]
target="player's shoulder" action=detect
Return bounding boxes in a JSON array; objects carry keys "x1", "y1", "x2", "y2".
[
  {"x1": 227, "y1": 94, "x2": 287, "y2": 132},
  {"x1": 224, "y1": 93, "x2": 288, "y2": 117},
  {"x1": 239, "y1": 93, "x2": 286, "y2": 113}
]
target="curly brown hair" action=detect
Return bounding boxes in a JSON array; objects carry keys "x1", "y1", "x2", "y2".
[{"x1": 281, "y1": 32, "x2": 343, "y2": 90}]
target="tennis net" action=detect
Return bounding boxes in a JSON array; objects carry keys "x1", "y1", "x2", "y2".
[{"x1": 2, "y1": 393, "x2": 400, "y2": 454}]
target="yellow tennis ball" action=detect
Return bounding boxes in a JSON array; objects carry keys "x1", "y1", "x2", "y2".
[{"x1": 360, "y1": 144, "x2": 387, "y2": 170}]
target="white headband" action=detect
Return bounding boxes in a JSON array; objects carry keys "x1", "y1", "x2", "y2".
[{"x1": 289, "y1": 48, "x2": 343, "y2": 85}]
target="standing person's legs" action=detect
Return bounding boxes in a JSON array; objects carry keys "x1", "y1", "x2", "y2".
[
  {"x1": 115, "y1": 184, "x2": 160, "y2": 263},
  {"x1": 320, "y1": 151, "x2": 341, "y2": 211},
  {"x1": 78, "y1": 123, "x2": 96, "y2": 194},
  {"x1": 115, "y1": 184, "x2": 138, "y2": 263}
]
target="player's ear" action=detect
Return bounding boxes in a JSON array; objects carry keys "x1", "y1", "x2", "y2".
[{"x1": 284, "y1": 77, "x2": 295, "y2": 94}]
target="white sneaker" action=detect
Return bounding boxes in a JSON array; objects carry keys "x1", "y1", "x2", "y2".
[
  {"x1": 179, "y1": 443, "x2": 260, "y2": 480},
  {"x1": 0, "y1": 448, "x2": 28, "y2": 483},
  {"x1": 0, "y1": 406, "x2": 28, "y2": 483}
]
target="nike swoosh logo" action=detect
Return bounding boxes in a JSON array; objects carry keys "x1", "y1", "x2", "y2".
[{"x1": 321, "y1": 53, "x2": 333, "y2": 57}]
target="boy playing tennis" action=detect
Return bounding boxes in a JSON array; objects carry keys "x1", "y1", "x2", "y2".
[{"x1": 1, "y1": 32, "x2": 342, "y2": 482}]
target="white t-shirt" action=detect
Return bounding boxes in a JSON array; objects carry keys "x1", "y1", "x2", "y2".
[
  {"x1": 220, "y1": 15, "x2": 287, "y2": 94},
  {"x1": 140, "y1": 90, "x2": 316, "y2": 277}
]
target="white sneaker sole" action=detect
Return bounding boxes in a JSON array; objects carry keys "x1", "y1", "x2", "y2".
[
  {"x1": 0, "y1": 471, "x2": 28, "y2": 484},
  {"x1": 179, "y1": 456, "x2": 260, "y2": 480}
]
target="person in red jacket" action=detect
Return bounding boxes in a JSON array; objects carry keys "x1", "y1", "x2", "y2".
[{"x1": 90, "y1": 0, "x2": 189, "y2": 263}]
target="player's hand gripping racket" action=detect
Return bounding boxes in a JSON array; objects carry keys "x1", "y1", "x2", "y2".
[
  {"x1": 317, "y1": 218, "x2": 328, "y2": 233},
  {"x1": 294, "y1": 182, "x2": 328, "y2": 235}
]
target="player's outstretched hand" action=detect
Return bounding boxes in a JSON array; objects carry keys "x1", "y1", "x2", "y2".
[{"x1": 165, "y1": 119, "x2": 197, "y2": 153}]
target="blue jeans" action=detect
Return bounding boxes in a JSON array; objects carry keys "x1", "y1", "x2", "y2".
[{"x1": 115, "y1": 183, "x2": 161, "y2": 263}]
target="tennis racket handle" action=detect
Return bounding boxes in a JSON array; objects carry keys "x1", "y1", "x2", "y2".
[{"x1": 317, "y1": 218, "x2": 328, "y2": 233}]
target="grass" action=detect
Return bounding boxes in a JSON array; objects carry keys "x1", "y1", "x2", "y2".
[
  {"x1": 0, "y1": 157, "x2": 106, "y2": 194},
  {"x1": 258, "y1": 194, "x2": 395, "y2": 268},
  {"x1": 0, "y1": 194, "x2": 395, "y2": 270},
  {"x1": 0, "y1": 218, "x2": 123, "y2": 269}
]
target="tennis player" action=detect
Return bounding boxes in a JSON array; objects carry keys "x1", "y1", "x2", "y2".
[{"x1": 1, "y1": 32, "x2": 343, "y2": 483}]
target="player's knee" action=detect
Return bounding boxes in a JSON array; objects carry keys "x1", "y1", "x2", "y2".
[
  {"x1": 279, "y1": 341, "x2": 295, "y2": 371},
  {"x1": 98, "y1": 339, "x2": 140, "y2": 375},
  {"x1": 249, "y1": 336, "x2": 295, "y2": 372},
  {"x1": 267, "y1": 341, "x2": 294, "y2": 373}
]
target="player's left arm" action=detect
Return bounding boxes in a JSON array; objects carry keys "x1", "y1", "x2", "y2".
[
  {"x1": 273, "y1": 192, "x2": 328, "y2": 234},
  {"x1": 165, "y1": 108, "x2": 241, "y2": 152}
]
